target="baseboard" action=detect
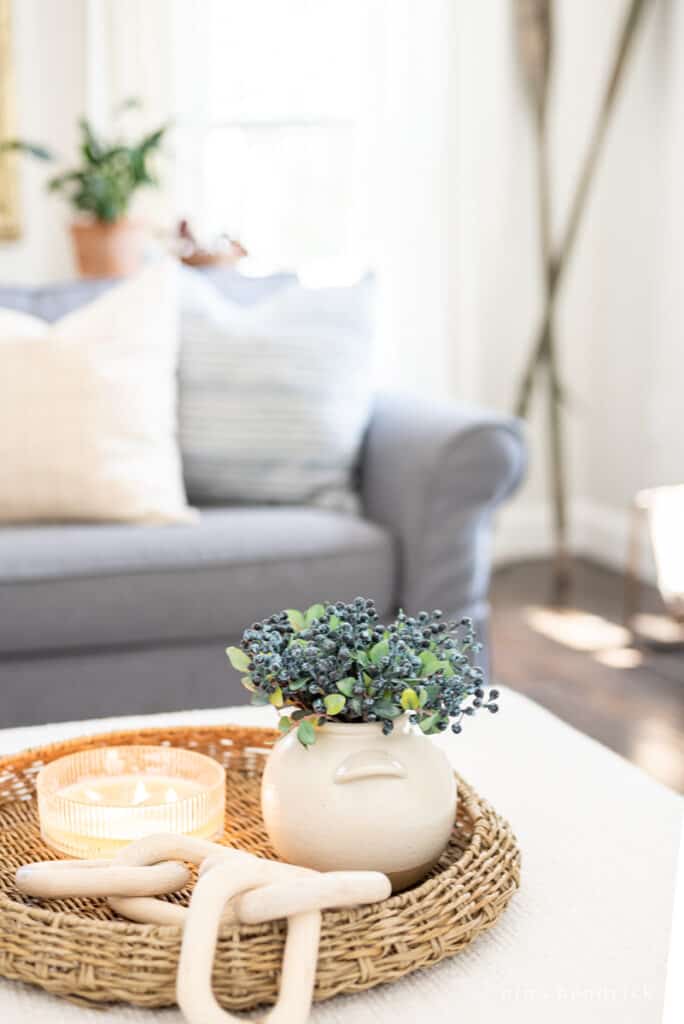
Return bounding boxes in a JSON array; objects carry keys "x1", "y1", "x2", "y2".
[
  {"x1": 493, "y1": 498, "x2": 656, "y2": 583},
  {"x1": 492, "y1": 502, "x2": 554, "y2": 564}
]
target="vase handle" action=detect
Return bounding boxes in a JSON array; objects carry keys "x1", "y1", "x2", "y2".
[{"x1": 334, "y1": 749, "x2": 407, "y2": 784}]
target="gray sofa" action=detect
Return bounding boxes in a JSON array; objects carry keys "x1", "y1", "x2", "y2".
[{"x1": 0, "y1": 272, "x2": 526, "y2": 728}]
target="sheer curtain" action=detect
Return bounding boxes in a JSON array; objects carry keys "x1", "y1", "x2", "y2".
[
  {"x1": 169, "y1": 0, "x2": 382, "y2": 277},
  {"x1": 86, "y1": 0, "x2": 458, "y2": 393}
]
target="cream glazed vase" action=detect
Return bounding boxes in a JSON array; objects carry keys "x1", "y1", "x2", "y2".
[{"x1": 261, "y1": 716, "x2": 457, "y2": 892}]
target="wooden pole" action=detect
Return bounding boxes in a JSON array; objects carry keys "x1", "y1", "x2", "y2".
[{"x1": 515, "y1": 0, "x2": 652, "y2": 419}]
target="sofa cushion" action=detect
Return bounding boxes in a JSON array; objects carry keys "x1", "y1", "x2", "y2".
[
  {"x1": 0, "y1": 263, "x2": 194, "y2": 526},
  {"x1": 179, "y1": 271, "x2": 374, "y2": 511},
  {"x1": 0, "y1": 279, "x2": 113, "y2": 322},
  {"x1": 0, "y1": 266, "x2": 296, "y2": 323},
  {"x1": 0, "y1": 508, "x2": 396, "y2": 656}
]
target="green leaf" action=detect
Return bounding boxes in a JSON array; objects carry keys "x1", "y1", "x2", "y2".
[
  {"x1": 324, "y1": 693, "x2": 346, "y2": 716},
  {"x1": 78, "y1": 117, "x2": 104, "y2": 164},
  {"x1": 336, "y1": 677, "x2": 355, "y2": 698},
  {"x1": 297, "y1": 719, "x2": 316, "y2": 747},
  {"x1": 269, "y1": 686, "x2": 284, "y2": 708},
  {"x1": 278, "y1": 717, "x2": 292, "y2": 733},
  {"x1": 373, "y1": 699, "x2": 402, "y2": 720},
  {"x1": 348, "y1": 697, "x2": 363, "y2": 717},
  {"x1": 419, "y1": 712, "x2": 442, "y2": 734},
  {"x1": 47, "y1": 170, "x2": 84, "y2": 192},
  {"x1": 370, "y1": 639, "x2": 389, "y2": 665},
  {"x1": 250, "y1": 692, "x2": 270, "y2": 706},
  {"x1": 328, "y1": 614, "x2": 341, "y2": 630},
  {"x1": 138, "y1": 124, "x2": 167, "y2": 155},
  {"x1": 0, "y1": 139, "x2": 53, "y2": 160},
  {"x1": 304, "y1": 603, "x2": 325, "y2": 625},
  {"x1": 400, "y1": 687, "x2": 420, "y2": 711},
  {"x1": 288, "y1": 679, "x2": 307, "y2": 691},
  {"x1": 286, "y1": 609, "x2": 305, "y2": 631},
  {"x1": 418, "y1": 686, "x2": 429, "y2": 707},
  {"x1": 240, "y1": 676, "x2": 257, "y2": 694},
  {"x1": 424, "y1": 682, "x2": 441, "y2": 704},
  {"x1": 291, "y1": 709, "x2": 309, "y2": 722},
  {"x1": 419, "y1": 651, "x2": 441, "y2": 677},
  {"x1": 226, "y1": 646, "x2": 250, "y2": 672},
  {"x1": 353, "y1": 650, "x2": 370, "y2": 667}
]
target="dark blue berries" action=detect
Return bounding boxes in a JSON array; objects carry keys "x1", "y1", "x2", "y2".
[{"x1": 229, "y1": 601, "x2": 498, "y2": 746}]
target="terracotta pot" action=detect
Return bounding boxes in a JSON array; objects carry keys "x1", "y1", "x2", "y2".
[
  {"x1": 261, "y1": 717, "x2": 457, "y2": 892},
  {"x1": 70, "y1": 219, "x2": 146, "y2": 279}
]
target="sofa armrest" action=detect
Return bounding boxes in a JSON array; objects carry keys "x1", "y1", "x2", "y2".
[{"x1": 360, "y1": 392, "x2": 526, "y2": 618}]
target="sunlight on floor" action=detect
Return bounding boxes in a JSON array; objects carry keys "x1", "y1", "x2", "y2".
[
  {"x1": 631, "y1": 613, "x2": 684, "y2": 646},
  {"x1": 593, "y1": 647, "x2": 643, "y2": 669},
  {"x1": 524, "y1": 606, "x2": 631, "y2": 653},
  {"x1": 630, "y1": 717, "x2": 684, "y2": 792},
  {"x1": 524, "y1": 606, "x2": 649, "y2": 670}
]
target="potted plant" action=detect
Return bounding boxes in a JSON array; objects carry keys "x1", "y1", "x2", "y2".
[
  {"x1": 227, "y1": 598, "x2": 499, "y2": 890},
  {"x1": 1, "y1": 103, "x2": 167, "y2": 278}
]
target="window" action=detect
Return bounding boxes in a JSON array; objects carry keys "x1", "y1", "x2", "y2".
[{"x1": 171, "y1": 0, "x2": 383, "y2": 275}]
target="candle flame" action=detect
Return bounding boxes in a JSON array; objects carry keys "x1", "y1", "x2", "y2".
[{"x1": 131, "y1": 781, "x2": 149, "y2": 806}]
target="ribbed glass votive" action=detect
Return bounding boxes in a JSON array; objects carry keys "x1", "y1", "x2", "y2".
[{"x1": 37, "y1": 745, "x2": 226, "y2": 858}]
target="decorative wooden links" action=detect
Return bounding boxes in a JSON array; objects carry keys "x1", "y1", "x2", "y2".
[
  {"x1": 178, "y1": 858, "x2": 322, "y2": 1024},
  {"x1": 15, "y1": 833, "x2": 391, "y2": 1024},
  {"x1": 14, "y1": 857, "x2": 191, "y2": 898}
]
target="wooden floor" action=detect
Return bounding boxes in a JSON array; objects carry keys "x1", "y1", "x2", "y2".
[{"x1": 490, "y1": 558, "x2": 684, "y2": 793}]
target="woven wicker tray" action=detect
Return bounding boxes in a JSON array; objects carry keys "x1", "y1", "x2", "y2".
[{"x1": 0, "y1": 724, "x2": 521, "y2": 1011}]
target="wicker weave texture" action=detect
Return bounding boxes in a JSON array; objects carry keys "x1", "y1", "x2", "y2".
[{"x1": 0, "y1": 724, "x2": 521, "y2": 1010}]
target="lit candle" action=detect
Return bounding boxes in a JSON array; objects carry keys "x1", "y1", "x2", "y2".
[
  {"x1": 60, "y1": 774, "x2": 205, "y2": 808},
  {"x1": 37, "y1": 745, "x2": 226, "y2": 859}
]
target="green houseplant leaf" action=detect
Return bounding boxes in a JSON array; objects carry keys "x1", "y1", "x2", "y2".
[
  {"x1": 297, "y1": 719, "x2": 316, "y2": 747},
  {"x1": 336, "y1": 677, "x2": 355, "y2": 697},
  {"x1": 400, "y1": 687, "x2": 420, "y2": 711},
  {"x1": 419, "y1": 651, "x2": 441, "y2": 677},
  {"x1": 250, "y1": 692, "x2": 270, "y2": 706},
  {"x1": 286, "y1": 609, "x2": 305, "y2": 631},
  {"x1": 372, "y1": 700, "x2": 402, "y2": 720},
  {"x1": 226, "y1": 646, "x2": 250, "y2": 672},
  {"x1": 369, "y1": 639, "x2": 389, "y2": 664},
  {"x1": 4, "y1": 101, "x2": 167, "y2": 224},
  {"x1": 0, "y1": 140, "x2": 53, "y2": 161},
  {"x1": 323, "y1": 693, "x2": 346, "y2": 716},
  {"x1": 304, "y1": 603, "x2": 326, "y2": 625},
  {"x1": 419, "y1": 712, "x2": 442, "y2": 734}
]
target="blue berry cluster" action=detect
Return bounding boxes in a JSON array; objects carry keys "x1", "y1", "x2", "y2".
[{"x1": 226, "y1": 599, "x2": 499, "y2": 747}]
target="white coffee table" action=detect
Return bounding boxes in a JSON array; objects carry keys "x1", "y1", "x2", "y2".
[{"x1": 0, "y1": 689, "x2": 681, "y2": 1024}]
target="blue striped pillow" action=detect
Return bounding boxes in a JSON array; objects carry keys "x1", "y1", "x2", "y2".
[{"x1": 179, "y1": 271, "x2": 374, "y2": 511}]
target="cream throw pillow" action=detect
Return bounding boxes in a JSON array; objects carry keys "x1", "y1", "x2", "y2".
[{"x1": 0, "y1": 262, "x2": 195, "y2": 524}]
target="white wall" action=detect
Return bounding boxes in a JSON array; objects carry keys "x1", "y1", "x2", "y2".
[
  {"x1": 0, "y1": 0, "x2": 87, "y2": 283},
  {"x1": 451, "y1": 0, "x2": 681, "y2": 575}
]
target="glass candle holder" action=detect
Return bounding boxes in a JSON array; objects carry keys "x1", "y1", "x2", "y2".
[{"x1": 37, "y1": 745, "x2": 226, "y2": 858}]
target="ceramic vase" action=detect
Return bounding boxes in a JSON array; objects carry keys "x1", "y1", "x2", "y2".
[{"x1": 261, "y1": 717, "x2": 457, "y2": 891}]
